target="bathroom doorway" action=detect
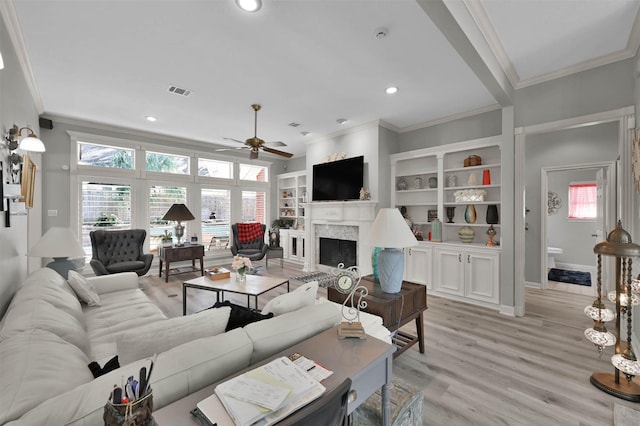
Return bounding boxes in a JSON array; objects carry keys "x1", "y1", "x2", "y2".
[{"x1": 540, "y1": 162, "x2": 615, "y2": 297}]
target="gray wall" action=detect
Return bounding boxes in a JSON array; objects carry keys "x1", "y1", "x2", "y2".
[
  {"x1": 524, "y1": 122, "x2": 619, "y2": 284},
  {"x1": 0, "y1": 17, "x2": 42, "y2": 316},
  {"x1": 547, "y1": 168, "x2": 600, "y2": 268}
]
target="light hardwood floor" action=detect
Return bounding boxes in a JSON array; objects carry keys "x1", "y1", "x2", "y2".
[{"x1": 140, "y1": 261, "x2": 639, "y2": 426}]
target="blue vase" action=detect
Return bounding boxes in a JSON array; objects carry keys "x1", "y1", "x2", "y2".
[{"x1": 371, "y1": 247, "x2": 383, "y2": 279}]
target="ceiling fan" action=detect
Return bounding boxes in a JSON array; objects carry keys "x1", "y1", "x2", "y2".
[{"x1": 223, "y1": 104, "x2": 293, "y2": 160}]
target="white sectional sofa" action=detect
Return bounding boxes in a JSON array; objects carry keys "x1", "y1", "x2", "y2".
[{"x1": 0, "y1": 267, "x2": 390, "y2": 425}]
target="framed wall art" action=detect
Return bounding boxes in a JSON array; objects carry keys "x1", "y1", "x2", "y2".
[{"x1": 21, "y1": 154, "x2": 36, "y2": 208}]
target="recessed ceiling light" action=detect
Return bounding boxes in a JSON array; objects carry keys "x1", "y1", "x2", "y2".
[
  {"x1": 301, "y1": 131, "x2": 310, "y2": 137},
  {"x1": 385, "y1": 86, "x2": 398, "y2": 95},
  {"x1": 336, "y1": 118, "x2": 348, "y2": 125},
  {"x1": 145, "y1": 116, "x2": 157, "y2": 122},
  {"x1": 236, "y1": 0, "x2": 262, "y2": 12}
]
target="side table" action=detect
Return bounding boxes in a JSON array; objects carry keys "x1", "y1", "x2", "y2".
[
  {"x1": 158, "y1": 244, "x2": 204, "y2": 283},
  {"x1": 328, "y1": 276, "x2": 427, "y2": 358}
]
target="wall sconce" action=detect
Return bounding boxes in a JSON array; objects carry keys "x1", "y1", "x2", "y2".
[{"x1": 6, "y1": 124, "x2": 46, "y2": 152}]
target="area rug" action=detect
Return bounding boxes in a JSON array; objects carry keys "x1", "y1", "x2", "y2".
[
  {"x1": 548, "y1": 268, "x2": 591, "y2": 286},
  {"x1": 292, "y1": 271, "x2": 336, "y2": 288}
]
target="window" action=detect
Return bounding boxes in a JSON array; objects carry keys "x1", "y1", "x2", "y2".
[
  {"x1": 568, "y1": 182, "x2": 597, "y2": 219},
  {"x1": 80, "y1": 181, "x2": 132, "y2": 256},
  {"x1": 239, "y1": 163, "x2": 268, "y2": 182},
  {"x1": 146, "y1": 151, "x2": 189, "y2": 174},
  {"x1": 149, "y1": 185, "x2": 187, "y2": 245},
  {"x1": 198, "y1": 158, "x2": 233, "y2": 179},
  {"x1": 78, "y1": 142, "x2": 134, "y2": 169},
  {"x1": 201, "y1": 188, "x2": 231, "y2": 252},
  {"x1": 242, "y1": 190, "x2": 266, "y2": 223}
]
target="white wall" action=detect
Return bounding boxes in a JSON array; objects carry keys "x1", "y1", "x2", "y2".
[{"x1": 0, "y1": 16, "x2": 42, "y2": 316}]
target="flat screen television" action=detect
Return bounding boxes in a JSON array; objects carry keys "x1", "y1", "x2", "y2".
[{"x1": 312, "y1": 156, "x2": 364, "y2": 201}]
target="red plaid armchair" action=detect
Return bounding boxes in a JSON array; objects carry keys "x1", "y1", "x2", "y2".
[{"x1": 230, "y1": 223, "x2": 268, "y2": 261}]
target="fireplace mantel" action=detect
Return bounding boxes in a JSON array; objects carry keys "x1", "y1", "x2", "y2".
[{"x1": 301, "y1": 201, "x2": 377, "y2": 273}]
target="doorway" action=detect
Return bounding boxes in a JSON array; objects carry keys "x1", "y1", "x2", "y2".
[{"x1": 540, "y1": 163, "x2": 615, "y2": 297}]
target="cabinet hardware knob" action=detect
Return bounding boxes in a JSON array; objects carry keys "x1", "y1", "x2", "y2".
[
  {"x1": 467, "y1": 254, "x2": 470, "y2": 263},
  {"x1": 458, "y1": 254, "x2": 462, "y2": 262}
]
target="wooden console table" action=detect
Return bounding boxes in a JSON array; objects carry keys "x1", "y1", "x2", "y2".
[
  {"x1": 158, "y1": 244, "x2": 204, "y2": 283},
  {"x1": 328, "y1": 276, "x2": 427, "y2": 358}
]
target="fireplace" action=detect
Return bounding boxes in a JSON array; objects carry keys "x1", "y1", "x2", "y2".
[{"x1": 319, "y1": 238, "x2": 357, "y2": 268}]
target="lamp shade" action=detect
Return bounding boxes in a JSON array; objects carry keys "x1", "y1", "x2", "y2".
[
  {"x1": 367, "y1": 208, "x2": 418, "y2": 249},
  {"x1": 28, "y1": 227, "x2": 85, "y2": 258},
  {"x1": 19, "y1": 136, "x2": 46, "y2": 152},
  {"x1": 162, "y1": 204, "x2": 195, "y2": 221}
]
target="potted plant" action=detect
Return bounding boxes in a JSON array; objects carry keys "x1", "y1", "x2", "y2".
[{"x1": 161, "y1": 230, "x2": 173, "y2": 246}]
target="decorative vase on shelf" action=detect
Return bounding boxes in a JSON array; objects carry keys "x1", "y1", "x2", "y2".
[
  {"x1": 428, "y1": 177, "x2": 438, "y2": 188},
  {"x1": 468, "y1": 172, "x2": 478, "y2": 186},
  {"x1": 458, "y1": 226, "x2": 475, "y2": 243},
  {"x1": 482, "y1": 169, "x2": 491, "y2": 185},
  {"x1": 448, "y1": 174, "x2": 457, "y2": 188},
  {"x1": 464, "y1": 204, "x2": 477, "y2": 224},
  {"x1": 486, "y1": 204, "x2": 499, "y2": 225},
  {"x1": 486, "y1": 225, "x2": 497, "y2": 246},
  {"x1": 397, "y1": 178, "x2": 407, "y2": 190},
  {"x1": 431, "y1": 218, "x2": 442, "y2": 242},
  {"x1": 446, "y1": 207, "x2": 456, "y2": 223},
  {"x1": 414, "y1": 176, "x2": 422, "y2": 189}
]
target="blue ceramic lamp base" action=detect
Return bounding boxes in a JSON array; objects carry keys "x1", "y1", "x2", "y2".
[{"x1": 377, "y1": 248, "x2": 404, "y2": 293}]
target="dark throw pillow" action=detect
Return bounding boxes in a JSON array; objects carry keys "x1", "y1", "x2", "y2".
[
  {"x1": 211, "y1": 300, "x2": 274, "y2": 331},
  {"x1": 88, "y1": 355, "x2": 120, "y2": 378}
]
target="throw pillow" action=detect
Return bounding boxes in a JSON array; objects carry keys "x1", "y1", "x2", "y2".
[
  {"x1": 67, "y1": 270, "x2": 101, "y2": 306},
  {"x1": 88, "y1": 355, "x2": 120, "y2": 378},
  {"x1": 261, "y1": 280, "x2": 318, "y2": 316},
  {"x1": 210, "y1": 300, "x2": 274, "y2": 331},
  {"x1": 115, "y1": 306, "x2": 231, "y2": 365}
]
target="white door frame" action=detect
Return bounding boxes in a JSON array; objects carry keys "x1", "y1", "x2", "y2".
[
  {"x1": 514, "y1": 106, "x2": 635, "y2": 316},
  {"x1": 540, "y1": 162, "x2": 615, "y2": 291}
]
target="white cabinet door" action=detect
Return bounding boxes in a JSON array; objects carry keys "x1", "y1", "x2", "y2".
[
  {"x1": 464, "y1": 249, "x2": 499, "y2": 304},
  {"x1": 405, "y1": 245, "x2": 432, "y2": 289},
  {"x1": 434, "y1": 247, "x2": 464, "y2": 296}
]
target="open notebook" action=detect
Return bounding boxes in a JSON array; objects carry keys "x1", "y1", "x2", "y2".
[{"x1": 198, "y1": 356, "x2": 325, "y2": 426}]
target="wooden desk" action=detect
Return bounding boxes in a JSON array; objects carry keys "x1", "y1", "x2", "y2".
[
  {"x1": 158, "y1": 244, "x2": 204, "y2": 283},
  {"x1": 153, "y1": 326, "x2": 394, "y2": 425},
  {"x1": 328, "y1": 276, "x2": 427, "y2": 358}
]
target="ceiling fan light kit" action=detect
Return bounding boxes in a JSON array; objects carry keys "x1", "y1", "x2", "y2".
[
  {"x1": 236, "y1": 0, "x2": 262, "y2": 13},
  {"x1": 225, "y1": 104, "x2": 294, "y2": 160}
]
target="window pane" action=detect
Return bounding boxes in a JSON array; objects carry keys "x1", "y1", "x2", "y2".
[
  {"x1": 78, "y1": 142, "x2": 134, "y2": 169},
  {"x1": 198, "y1": 158, "x2": 233, "y2": 179},
  {"x1": 242, "y1": 190, "x2": 266, "y2": 223},
  {"x1": 568, "y1": 183, "x2": 597, "y2": 219},
  {"x1": 239, "y1": 163, "x2": 268, "y2": 182},
  {"x1": 146, "y1": 151, "x2": 190, "y2": 174},
  {"x1": 81, "y1": 181, "x2": 132, "y2": 257},
  {"x1": 201, "y1": 188, "x2": 231, "y2": 252},
  {"x1": 149, "y1": 185, "x2": 187, "y2": 245}
]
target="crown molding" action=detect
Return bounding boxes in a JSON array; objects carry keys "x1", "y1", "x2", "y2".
[
  {"x1": 0, "y1": 0, "x2": 44, "y2": 114},
  {"x1": 399, "y1": 103, "x2": 501, "y2": 133},
  {"x1": 462, "y1": 0, "x2": 520, "y2": 89}
]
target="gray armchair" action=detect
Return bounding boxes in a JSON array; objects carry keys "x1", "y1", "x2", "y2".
[
  {"x1": 89, "y1": 229, "x2": 153, "y2": 276},
  {"x1": 230, "y1": 223, "x2": 268, "y2": 261}
]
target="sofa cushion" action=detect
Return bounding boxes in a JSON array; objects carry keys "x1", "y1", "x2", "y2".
[
  {"x1": 0, "y1": 299, "x2": 90, "y2": 354},
  {"x1": 261, "y1": 280, "x2": 318, "y2": 316},
  {"x1": 67, "y1": 270, "x2": 101, "y2": 306},
  {"x1": 0, "y1": 329, "x2": 93, "y2": 425},
  {"x1": 245, "y1": 302, "x2": 340, "y2": 364},
  {"x1": 211, "y1": 300, "x2": 274, "y2": 331},
  {"x1": 116, "y1": 306, "x2": 232, "y2": 365}
]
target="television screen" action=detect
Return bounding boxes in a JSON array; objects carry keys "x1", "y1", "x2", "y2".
[{"x1": 312, "y1": 156, "x2": 364, "y2": 201}]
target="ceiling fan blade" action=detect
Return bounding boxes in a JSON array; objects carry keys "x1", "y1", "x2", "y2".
[
  {"x1": 265, "y1": 141, "x2": 287, "y2": 147},
  {"x1": 223, "y1": 137, "x2": 246, "y2": 145},
  {"x1": 250, "y1": 150, "x2": 259, "y2": 160},
  {"x1": 214, "y1": 146, "x2": 246, "y2": 152},
  {"x1": 263, "y1": 146, "x2": 294, "y2": 158}
]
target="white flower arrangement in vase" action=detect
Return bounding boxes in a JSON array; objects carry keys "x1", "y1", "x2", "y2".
[{"x1": 232, "y1": 256, "x2": 252, "y2": 282}]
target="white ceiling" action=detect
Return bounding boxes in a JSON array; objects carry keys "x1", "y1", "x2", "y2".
[{"x1": 2, "y1": 0, "x2": 639, "y2": 159}]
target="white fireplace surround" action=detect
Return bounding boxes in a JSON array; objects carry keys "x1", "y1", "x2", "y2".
[{"x1": 301, "y1": 201, "x2": 377, "y2": 274}]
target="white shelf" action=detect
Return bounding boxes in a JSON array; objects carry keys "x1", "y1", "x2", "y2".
[
  {"x1": 444, "y1": 162, "x2": 501, "y2": 173},
  {"x1": 444, "y1": 184, "x2": 501, "y2": 191},
  {"x1": 443, "y1": 223, "x2": 500, "y2": 227},
  {"x1": 444, "y1": 201, "x2": 501, "y2": 206}
]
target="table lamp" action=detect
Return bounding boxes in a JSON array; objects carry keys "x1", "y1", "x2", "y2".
[
  {"x1": 367, "y1": 208, "x2": 418, "y2": 293},
  {"x1": 28, "y1": 227, "x2": 86, "y2": 278},
  {"x1": 162, "y1": 203, "x2": 195, "y2": 246}
]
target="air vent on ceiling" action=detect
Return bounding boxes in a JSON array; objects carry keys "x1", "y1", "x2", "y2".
[
  {"x1": 288, "y1": 122, "x2": 301, "y2": 127},
  {"x1": 167, "y1": 85, "x2": 192, "y2": 97}
]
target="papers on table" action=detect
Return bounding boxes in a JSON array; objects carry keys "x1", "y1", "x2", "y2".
[{"x1": 198, "y1": 356, "x2": 326, "y2": 426}]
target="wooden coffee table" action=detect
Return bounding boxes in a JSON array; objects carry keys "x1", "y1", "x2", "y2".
[{"x1": 182, "y1": 275, "x2": 290, "y2": 315}]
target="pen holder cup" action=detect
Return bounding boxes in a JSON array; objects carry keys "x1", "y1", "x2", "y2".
[{"x1": 104, "y1": 390, "x2": 156, "y2": 426}]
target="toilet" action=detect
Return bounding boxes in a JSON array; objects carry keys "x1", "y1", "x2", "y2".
[{"x1": 547, "y1": 247, "x2": 563, "y2": 268}]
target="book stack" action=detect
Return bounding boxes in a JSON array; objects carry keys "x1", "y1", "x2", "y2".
[{"x1": 197, "y1": 356, "x2": 325, "y2": 426}]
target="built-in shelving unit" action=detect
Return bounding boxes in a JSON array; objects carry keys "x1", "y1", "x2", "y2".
[{"x1": 277, "y1": 171, "x2": 307, "y2": 227}]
